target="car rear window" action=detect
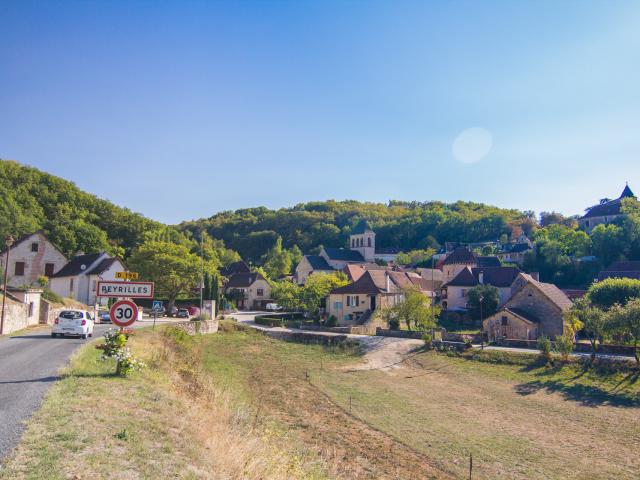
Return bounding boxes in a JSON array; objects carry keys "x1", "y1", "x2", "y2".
[{"x1": 59, "y1": 311, "x2": 83, "y2": 319}]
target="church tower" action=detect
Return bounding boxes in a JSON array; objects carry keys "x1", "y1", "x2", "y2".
[{"x1": 349, "y1": 220, "x2": 375, "y2": 262}]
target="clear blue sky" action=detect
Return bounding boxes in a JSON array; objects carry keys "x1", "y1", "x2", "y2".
[{"x1": 2, "y1": 1, "x2": 639, "y2": 224}]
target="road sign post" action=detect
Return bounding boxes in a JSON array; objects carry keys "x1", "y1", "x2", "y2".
[{"x1": 109, "y1": 300, "x2": 139, "y2": 328}]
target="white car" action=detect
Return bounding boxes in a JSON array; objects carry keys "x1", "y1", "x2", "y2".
[
  {"x1": 265, "y1": 303, "x2": 282, "y2": 311},
  {"x1": 52, "y1": 309, "x2": 95, "y2": 339}
]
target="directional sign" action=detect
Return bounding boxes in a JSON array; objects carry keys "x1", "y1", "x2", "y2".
[
  {"x1": 97, "y1": 281, "x2": 154, "y2": 298},
  {"x1": 115, "y1": 271, "x2": 139, "y2": 280},
  {"x1": 109, "y1": 299, "x2": 139, "y2": 327},
  {"x1": 152, "y1": 300, "x2": 163, "y2": 311}
]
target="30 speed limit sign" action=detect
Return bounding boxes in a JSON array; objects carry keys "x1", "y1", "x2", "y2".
[{"x1": 109, "y1": 299, "x2": 139, "y2": 327}]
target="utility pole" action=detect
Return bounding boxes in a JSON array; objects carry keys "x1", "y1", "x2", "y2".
[
  {"x1": 1, "y1": 235, "x2": 15, "y2": 335},
  {"x1": 200, "y1": 231, "x2": 204, "y2": 314},
  {"x1": 479, "y1": 295, "x2": 484, "y2": 350}
]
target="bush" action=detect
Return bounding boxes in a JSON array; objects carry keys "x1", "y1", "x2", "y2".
[
  {"x1": 325, "y1": 315, "x2": 338, "y2": 327},
  {"x1": 553, "y1": 334, "x2": 574, "y2": 361},
  {"x1": 587, "y1": 278, "x2": 640, "y2": 310},
  {"x1": 422, "y1": 333, "x2": 433, "y2": 349},
  {"x1": 42, "y1": 288, "x2": 63, "y2": 304},
  {"x1": 193, "y1": 312, "x2": 211, "y2": 321},
  {"x1": 254, "y1": 315, "x2": 284, "y2": 327},
  {"x1": 537, "y1": 335, "x2": 552, "y2": 363},
  {"x1": 388, "y1": 317, "x2": 400, "y2": 330}
]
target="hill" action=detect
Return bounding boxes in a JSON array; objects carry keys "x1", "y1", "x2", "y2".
[
  {"x1": 179, "y1": 200, "x2": 536, "y2": 262},
  {"x1": 0, "y1": 159, "x2": 187, "y2": 257}
]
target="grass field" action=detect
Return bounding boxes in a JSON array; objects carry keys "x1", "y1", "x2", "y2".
[{"x1": 2, "y1": 323, "x2": 639, "y2": 479}]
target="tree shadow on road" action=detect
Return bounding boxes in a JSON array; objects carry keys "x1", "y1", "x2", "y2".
[{"x1": 0, "y1": 375, "x2": 60, "y2": 384}]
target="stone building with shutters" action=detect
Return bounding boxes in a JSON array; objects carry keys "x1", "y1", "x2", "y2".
[
  {"x1": 0, "y1": 231, "x2": 67, "y2": 287},
  {"x1": 578, "y1": 184, "x2": 636, "y2": 233}
]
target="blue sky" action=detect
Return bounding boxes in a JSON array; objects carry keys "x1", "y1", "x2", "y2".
[{"x1": 2, "y1": 1, "x2": 640, "y2": 224}]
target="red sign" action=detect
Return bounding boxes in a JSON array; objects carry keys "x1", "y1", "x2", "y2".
[{"x1": 109, "y1": 300, "x2": 139, "y2": 327}]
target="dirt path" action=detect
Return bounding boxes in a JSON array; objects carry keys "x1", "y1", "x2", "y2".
[{"x1": 349, "y1": 337, "x2": 424, "y2": 372}]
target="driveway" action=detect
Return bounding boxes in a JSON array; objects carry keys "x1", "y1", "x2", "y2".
[{"x1": 0, "y1": 317, "x2": 179, "y2": 461}]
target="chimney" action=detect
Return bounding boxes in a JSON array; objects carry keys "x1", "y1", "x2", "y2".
[
  {"x1": 530, "y1": 272, "x2": 540, "y2": 281},
  {"x1": 479, "y1": 272, "x2": 484, "y2": 284},
  {"x1": 385, "y1": 271, "x2": 390, "y2": 292}
]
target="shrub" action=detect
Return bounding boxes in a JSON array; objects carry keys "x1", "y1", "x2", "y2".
[
  {"x1": 388, "y1": 317, "x2": 400, "y2": 330},
  {"x1": 254, "y1": 316, "x2": 284, "y2": 327},
  {"x1": 42, "y1": 288, "x2": 63, "y2": 304},
  {"x1": 422, "y1": 333, "x2": 433, "y2": 349},
  {"x1": 537, "y1": 335, "x2": 552, "y2": 363},
  {"x1": 553, "y1": 334, "x2": 574, "y2": 362},
  {"x1": 587, "y1": 277, "x2": 640, "y2": 310},
  {"x1": 325, "y1": 315, "x2": 338, "y2": 327},
  {"x1": 193, "y1": 312, "x2": 211, "y2": 321}
]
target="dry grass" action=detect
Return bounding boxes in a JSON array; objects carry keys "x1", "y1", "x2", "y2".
[{"x1": 0, "y1": 325, "x2": 328, "y2": 479}]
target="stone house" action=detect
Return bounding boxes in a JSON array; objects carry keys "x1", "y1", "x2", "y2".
[
  {"x1": 483, "y1": 273, "x2": 573, "y2": 341},
  {"x1": 220, "y1": 261, "x2": 251, "y2": 277},
  {"x1": 49, "y1": 252, "x2": 125, "y2": 306},
  {"x1": 0, "y1": 287, "x2": 43, "y2": 335},
  {"x1": 578, "y1": 184, "x2": 635, "y2": 233},
  {"x1": 293, "y1": 255, "x2": 334, "y2": 285},
  {"x1": 326, "y1": 270, "x2": 431, "y2": 325},
  {"x1": 0, "y1": 231, "x2": 67, "y2": 287},
  {"x1": 224, "y1": 271, "x2": 272, "y2": 310},
  {"x1": 441, "y1": 266, "x2": 521, "y2": 311}
]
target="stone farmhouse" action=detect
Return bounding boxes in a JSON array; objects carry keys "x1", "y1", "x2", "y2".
[
  {"x1": 441, "y1": 246, "x2": 501, "y2": 284},
  {"x1": 483, "y1": 273, "x2": 573, "y2": 341},
  {"x1": 293, "y1": 220, "x2": 400, "y2": 284},
  {"x1": 578, "y1": 184, "x2": 635, "y2": 233},
  {"x1": 49, "y1": 252, "x2": 125, "y2": 306},
  {"x1": 0, "y1": 231, "x2": 67, "y2": 287},
  {"x1": 327, "y1": 269, "x2": 432, "y2": 326}
]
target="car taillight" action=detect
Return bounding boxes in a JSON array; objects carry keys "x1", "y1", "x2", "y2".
[
  {"x1": 81, "y1": 319, "x2": 87, "y2": 326},
  {"x1": 55, "y1": 318, "x2": 59, "y2": 324}
]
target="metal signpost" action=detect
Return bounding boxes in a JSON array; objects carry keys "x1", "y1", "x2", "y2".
[
  {"x1": 97, "y1": 279, "x2": 154, "y2": 333},
  {"x1": 151, "y1": 300, "x2": 163, "y2": 330},
  {"x1": 109, "y1": 299, "x2": 139, "y2": 328}
]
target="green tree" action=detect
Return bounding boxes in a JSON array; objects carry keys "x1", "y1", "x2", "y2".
[
  {"x1": 587, "y1": 278, "x2": 640, "y2": 310},
  {"x1": 129, "y1": 241, "x2": 203, "y2": 312},
  {"x1": 262, "y1": 236, "x2": 293, "y2": 279},
  {"x1": 607, "y1": 298, "x2": 640, "y2": 365},
  {"x1": 380, "y1": 288, "x2": 439, "y2": 331},
  {"x1": 271, "y1": 280, "x2": 304, "y2": 311},
  {"x1": 566, "y1": 298, "x2": 607, "y2": 361},
  {"x1": 590, "y1": 224, "x2": 624, "y2": 267},
  {"x1": 289, "y1": 244, "x2": 303, "y2": 267},
  {"x1": 300, "y1": 272, "x2": 348, "y2": 318},
  {"x1": 467, "y1": 284, "x2": 500, "y2": 321}
]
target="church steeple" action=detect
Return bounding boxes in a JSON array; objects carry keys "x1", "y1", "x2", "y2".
[{"x1": 620, "y1": 183, "x2": 635, "y2": 199}]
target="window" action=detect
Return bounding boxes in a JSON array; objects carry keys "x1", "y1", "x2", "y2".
[
  {"x1": 256, "y1": 288, "x2": 264, "y2": 296},
  {"x1": 346, "y1": 295, "x2": 360, "y2": 307},
  {"x1": 367, "y1": 237, "x2": 371, "y2": 247},
  {"x1": 501, "y1": 316, "x2": 508, "y2": 326},
  {"x1": 45, "y1": 263, "x2": 55, "y2": 276},
  {"x1": 70, "y1": 278, "x2": 74, "y2": 291},
  {"x1": 334, "y1": 302, "x2": 342, "y2": 310},
  {"x1": 14, "y1": 262, "x2": 25, "y2": 276},
  {"x1": 92, "y1": 280, "x2": 97, "y2": 292},
  {"x1": 28, "y1": 302, "x2": 34, "y2": 317},
  {"x1": 460, "y1": 289, "x2": 467, "y2": 298},
  {"x1": 31, "y1": 242, "x2": 39, "y2": 252}
]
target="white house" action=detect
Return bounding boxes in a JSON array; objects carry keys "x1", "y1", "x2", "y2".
[
  {"x1": 49, "y1": 252, "x2": 125, "y2": 306},
  {"x1": 0, "y1": 231, "x2": 67, "y2": 287}
]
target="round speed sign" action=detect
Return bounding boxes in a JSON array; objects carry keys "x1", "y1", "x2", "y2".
[{"x1": 109, "y1": 299, "x2": 139, "y2": 327}]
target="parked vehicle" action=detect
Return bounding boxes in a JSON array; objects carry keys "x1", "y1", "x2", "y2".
[
  {"x1": 187, "y1": 306, "x2": 200, "y2": 316},
  {"x1": 52, "y1": 310, "x2": 95, "y2": 339},
  {"x1": 99, "y1": 311, "x2": 111, "y2": 323},
  {"x1": 176, "y1": 308, "x2": 190, "y2": 318},
  {"x1": 265, "y1": 303, "x2": 282, "y2": 311}
]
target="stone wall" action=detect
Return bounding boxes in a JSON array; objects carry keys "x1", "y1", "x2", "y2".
[
  {"x1": 0, "y1": 295, "x2": 31, "y2": 334},
  {"x1": 506, "y1": 283, "x2": 564, "y2": 338},
  {"x1": 173, "y1": 318, "x2": 219, "y2": 336}
]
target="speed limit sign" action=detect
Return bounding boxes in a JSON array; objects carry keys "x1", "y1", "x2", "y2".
[{"x1": 109, "y1": 299, "x2": 139, "y2": 327}]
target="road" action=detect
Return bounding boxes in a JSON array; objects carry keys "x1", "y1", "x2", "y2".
[{"x1": 0, "y1": 317, "x2": 176, "y2": 461}]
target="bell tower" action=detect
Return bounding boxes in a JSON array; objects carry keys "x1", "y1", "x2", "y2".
[{"x1": 349, "y1": 220, "x2": 375, "y2": 262}]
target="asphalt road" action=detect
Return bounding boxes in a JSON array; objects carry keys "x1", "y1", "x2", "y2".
[{"x1": 0, "y1": 318, "x2": 176, "y2": 461}]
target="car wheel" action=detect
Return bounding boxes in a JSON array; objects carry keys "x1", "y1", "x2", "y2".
[
  {"x1": 51, "y1": 333, "x2": 56, "y2": 338},
  {"x1": 81, "y1": 333, "x2": 87, "y2": 339}
]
